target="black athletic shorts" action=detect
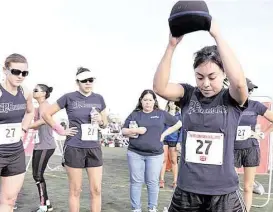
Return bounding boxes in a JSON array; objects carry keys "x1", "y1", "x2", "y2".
[
  {"x1": 0, "y1": 150, "x2": 26, "y2": 177},
  {"x1": 168, "y1": 187, "x2": 246, "y2": 212},
  {"x1": 163, "y1": 140, "x2": 177, "y2": 148},
  {"x1": 234, "y1": 146, "x2": 260, "y2": 168},
  {"x1": 63, "y1": 145, "x2": 103, "y2": 168}
]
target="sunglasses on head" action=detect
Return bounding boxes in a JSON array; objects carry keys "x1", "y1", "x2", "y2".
[
  {"x1": 9, "y1": 69, "x2": 29, "y2": 77},
  {"x1": 79, "y1": 78, "x2": 94, "y2": 83}
]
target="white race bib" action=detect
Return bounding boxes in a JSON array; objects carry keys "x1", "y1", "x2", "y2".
[
  {"x1": 81, "y1": 124, "x2": 98, "y2": 141},
  {"x1": 185, "y1": 131, "x2": 224, "y2": 165},
  {"x1": 236, "y1": 126, "x2": 251, "y2": 141},
  {"x1": 0, "y1": 123, "x2": 22, "y2": 145}
]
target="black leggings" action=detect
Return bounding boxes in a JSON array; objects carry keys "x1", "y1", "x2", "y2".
[{"x1": 32, "y1": 149, "x2": 55, "y2": 206}]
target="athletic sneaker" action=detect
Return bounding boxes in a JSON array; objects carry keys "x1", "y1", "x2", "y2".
[
  {"x1": 33, "y1": 206, "x2": 47, "y2": 212},
  {"x1": 253, "y1": 180, "x2": 265, "y2": 195},
  {"x1": 47, "y1": 204, "x2": 53, "y2": 211},
  {"x1": 132, "y1": 209, "x2": 142, "y2": 212},
  {"x1": 148, "y1": 207, "x2": 158, "y2": 212},
  {"x1": 13, "y1": 203, "x2": 18, "y2": 210},
  {"x1": 33, "y1": 205, "x2": 53, "y2": 212}
]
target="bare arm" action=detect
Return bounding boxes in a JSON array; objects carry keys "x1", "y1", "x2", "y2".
[
  {"x1": 42, "y1": 103, "x2": 61, "y2": 127},
  {"x1": 122, "y1": 128, "x2": 138, "y2": 137},
  {"x1": 21, "y1": 88, "x2": 35, "y2": 131},
  {"x1": 263, "y1": 110, "x2": 273, "y2": 135},
  {"x1": 98, "y1": 109, "x2": 108, "y2": 128},
  {"x1": 122, "y1": 127, "x2": 146, "y2": 137},
  {"x1": 29, "y1": 102, "x2": 49, "y2": 130},
  {"x1": 29, "y1": 119, "x2": 45, "y2": 130},
  {"x1": 153, "y1": 35, "x2": 185, "y2": 101},
  {"x1": 161, "y1": 120, "x2": 182, "y2": 140},
  {"x1": 210, "y1": 20, "x2": 248, "y2": 105},
  {"x1": 250, "y1": 110, "x2": 273, "y2": 140}
]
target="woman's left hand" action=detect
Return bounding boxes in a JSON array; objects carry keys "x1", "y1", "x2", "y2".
[
  {"x1": 92, "y1": 112, "x2": 102, "y2": 123},
  {"x1": 209, "y1": 19, "x2": 221, "y2": 39}
]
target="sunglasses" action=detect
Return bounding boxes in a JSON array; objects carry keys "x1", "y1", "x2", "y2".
[
  {"x1": 33, "y1": 89, "x2": 43, "y2": 92},
  {"x1": 79, "y1": 78, "x2": 94, "y2": 83},
  {"x1": 9, "y1": 69, "x2": 29, "y2": 77}
]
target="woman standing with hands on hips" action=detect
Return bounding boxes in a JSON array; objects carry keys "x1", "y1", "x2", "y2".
[
  {"x1": 153, "y1": 18, "x2": 249, "y2": 211},
  {"x1": 122, "y1": 89, "x2": 182, "y2": 212},
  {"x1": 42, "y1": 67, "x2": 108, "y2": 212}
]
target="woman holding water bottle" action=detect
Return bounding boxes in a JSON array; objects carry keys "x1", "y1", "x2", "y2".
[
  {"x1": 42, "y1": 67, "x2": 107, "y2": 212},
  {"x1": 122, "y1": 89, "x2": 182, "y2": 212}
]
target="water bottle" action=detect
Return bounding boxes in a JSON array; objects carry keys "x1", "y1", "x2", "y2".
[
  {"x1": 90, "y1": 107, "x2": 98, "y2": 126},
  {"x1": 129, "y1": 121, "x2": 138, "y2": 138},
  {"x1": 90, "y1": 107, "x2": 99, "y2": 140}
]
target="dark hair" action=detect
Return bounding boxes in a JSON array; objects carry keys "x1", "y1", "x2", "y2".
[
  {"x1": 76, "y1": 67, "x2": 90, "y2": 76},
  {"x1": 165, "y1": 101, "x2": 180, "y2": 113},
  {"x1": 37, "y1": 84, "x2": 53, "y2": 99},
  {"x1": 5, "y1": 53, "x2": 28, "y2": 69},
  {"x1": 134, "y1": 89, "x2": 159, "y2": 111},
  {"x1": 193, "y1": 45, "x2": 223, "y2": 71}
]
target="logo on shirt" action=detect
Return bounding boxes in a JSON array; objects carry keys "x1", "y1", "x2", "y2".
[
  {"x1": 150, "y1": 116, "x2": 159, "y2": 119},
  {"x1": 72, "y1": 101, "x2": 101, "y2": 110},
  {"x1": 188, "y1": 100, "x2": 227, "y2": 115},
  {"x1": 242, "y1": 111, "x2": 255, "y2": 116},
  {"x1": 0, "y1": 102, "x2": 26, "y2": 113}
]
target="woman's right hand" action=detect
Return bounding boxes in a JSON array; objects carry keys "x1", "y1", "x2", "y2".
[
  {"x1": 62, "y1": 127, "x2": 78, "y2": 136},
  {"x1": 169, "y1": 33, "x2": 183, "y2": 48},
  {"x1": 136, "y1": 127, "x2": 147, "y2": 135}
]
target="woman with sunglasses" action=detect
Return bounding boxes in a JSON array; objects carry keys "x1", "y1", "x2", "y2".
[
  {"x1": 27, "y1": 84, "x2": 55, "y2": 212},
  {"x1": 42, "y1": 67, "x2": 108, "y2": 212},
  {"x1": 0, "y1": 53, "x2": 35, "y2": 212}
]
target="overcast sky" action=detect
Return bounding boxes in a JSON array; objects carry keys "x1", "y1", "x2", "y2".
[{"x1": 0, "y1": 0, "x2": 272, "y2": 120}]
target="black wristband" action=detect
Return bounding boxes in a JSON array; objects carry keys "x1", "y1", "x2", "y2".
[
  {"x1": 99, "y1": 121, "x2": 105, "y2": 128},
  {"x1": 22, "y1": 128, "x2": 27, "y2": 133}
]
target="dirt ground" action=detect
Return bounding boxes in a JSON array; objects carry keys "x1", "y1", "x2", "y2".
[{"x1": 15, "y1": 147, "x2": 273, "y2": 212}]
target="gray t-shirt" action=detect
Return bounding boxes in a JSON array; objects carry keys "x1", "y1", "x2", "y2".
[
  {"x1": 57, "y1": 91, "x2": 106, "y2": 149},
  {"x1": 34, "y1": 109, "x2": 56, "y2": 150},
  {"x1": 234, "y1": 100, "x2": 267, "y2": 149},
  {"x1": 176, "y1": 83, "x2": 245, "y2": 195}
]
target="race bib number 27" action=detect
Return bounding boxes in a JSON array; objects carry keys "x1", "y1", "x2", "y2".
[
  {"x1": 236, "y1": 126, "x2": 251, "y2": 141},
  {"x1": 0, "y1": 123, "x2": 22, "y2": 145},
  {"x1": 81, "y1": 124, "x2": 98, "y2": 141},
  {"x1": 185, "y1": 131, "x2": 224, "y2": 165}
]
